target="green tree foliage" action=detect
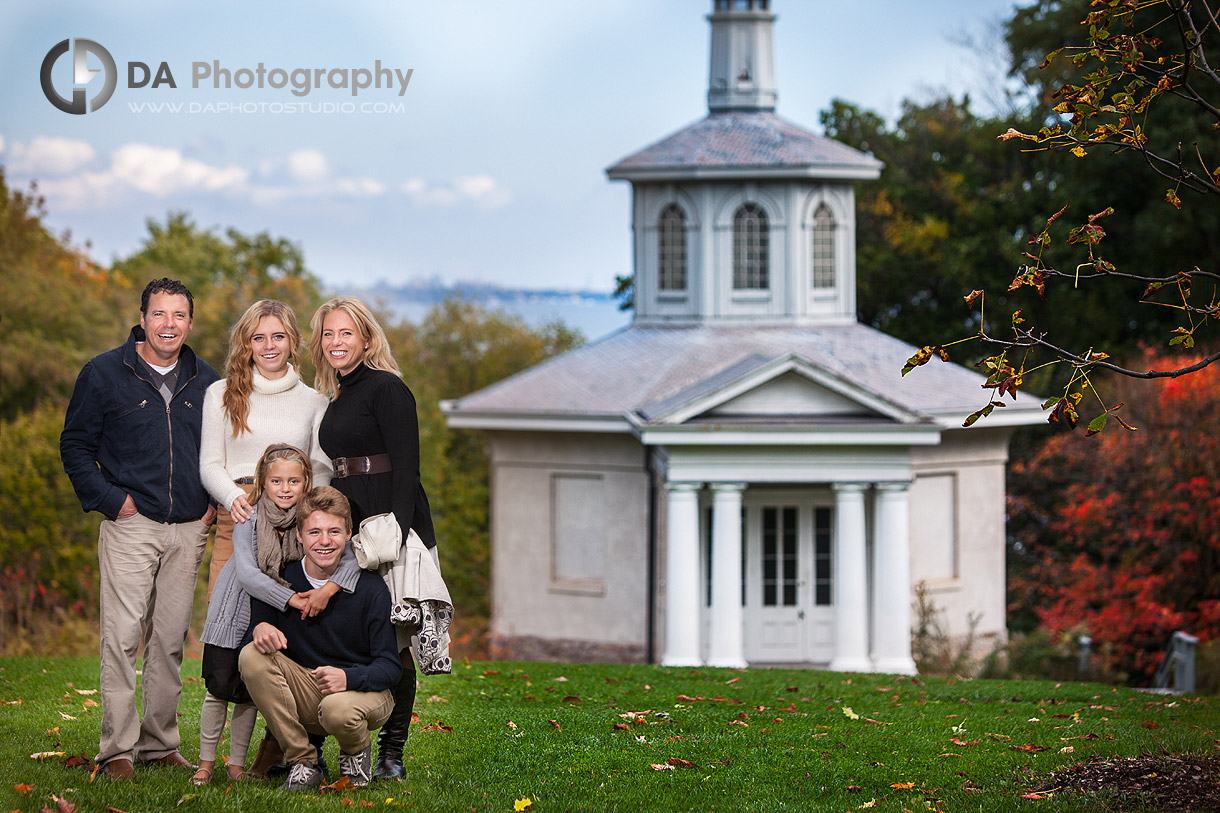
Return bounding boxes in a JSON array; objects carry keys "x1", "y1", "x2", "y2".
[
  {"x1": 0, "y1": 169, "x2": 131, "y2": 420},
  {"x1": 906, "y1": 0, "x2": 1220, "y2": 430},
  {"x1": 1007, "y1": 349, "x2": 1220, "y2": 682},
  {"x1": 822, "y1": 97, "x2": 1063, "y2": 354},
  {"x1": 113, "y1": 211, "x2": 324, "y2": 372}
]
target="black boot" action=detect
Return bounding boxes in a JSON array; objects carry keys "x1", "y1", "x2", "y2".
[
  {"x1": 373, "y1": 658, "x2": 416, "y2": 780},
  {"x1": 310, "y1": 732, "x2": 328, "y2": 778}
]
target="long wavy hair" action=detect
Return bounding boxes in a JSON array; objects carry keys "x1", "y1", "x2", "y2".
[
  {"x1": 309, "y1": 297, "x2": 401, "y2": 399},
  {"x1": 221, "y1": 300, "x2": 303, "y2": 436},
  {"x1": 249, "y1": 443, "x2": 314, "y2": 504}
]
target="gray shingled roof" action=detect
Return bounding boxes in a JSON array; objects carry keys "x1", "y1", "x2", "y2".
[
  {"x1": 444, "y1": 323, "x2": 1044, "y2": 427},
  {"x1": 606, "y1": 111, "x2": 883, "y2": 180}
]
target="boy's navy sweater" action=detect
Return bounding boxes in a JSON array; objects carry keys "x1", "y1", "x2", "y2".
[{"x1": 249, "y1": 560, "x2": 402, "y2": 693}]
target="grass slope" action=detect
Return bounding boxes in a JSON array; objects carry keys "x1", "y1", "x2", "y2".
[{"x1": 0, "y1": 657, "x2": 1216, "y2": 812}]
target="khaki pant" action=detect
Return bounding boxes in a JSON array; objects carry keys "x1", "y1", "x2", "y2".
[
  {"x1": 238, "y1": 644, "x2": 393, "y2": 764},
  {"x1": 207, "y1": 482, "x2": 255, "y2": 601},
  {"x1": 97, "y1": 513, "x2": 209, "y2": 765}
]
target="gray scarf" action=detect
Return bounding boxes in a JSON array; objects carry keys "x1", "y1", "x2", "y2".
[{"x1": 255, "y1": 494, "x2": 303, "y2": 588}]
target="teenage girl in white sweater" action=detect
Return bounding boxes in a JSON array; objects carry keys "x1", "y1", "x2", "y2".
[{"x1": 199, "y1": 299, "x2": 332, "y2": 596}]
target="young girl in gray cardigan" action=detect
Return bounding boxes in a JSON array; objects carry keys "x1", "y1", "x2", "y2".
[{"x1": 193, "y1": 444, "x2": 360, "y2": 784}]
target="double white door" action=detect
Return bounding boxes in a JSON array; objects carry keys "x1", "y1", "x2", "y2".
[{"x1": 702, "y1": 491, "x2": 835, "y2": 664}]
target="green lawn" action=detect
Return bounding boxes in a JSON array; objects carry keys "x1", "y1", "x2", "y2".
[{"x1": 0, "y1": 656, "x2": 1215, "y2": 812}]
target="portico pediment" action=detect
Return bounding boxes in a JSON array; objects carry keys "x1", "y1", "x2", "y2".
[{"x1": 639, "y1": 353, "x2": 927, "y2": 426}]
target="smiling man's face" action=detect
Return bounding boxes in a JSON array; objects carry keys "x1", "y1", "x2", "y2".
[
  {"x1": 139, "y1": 291, "x2": 193, "y2": 366},
  {"x1": 300, "y1": 509, "x2": 349, "y2": 580}
]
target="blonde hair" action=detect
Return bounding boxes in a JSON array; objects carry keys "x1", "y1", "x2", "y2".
[
  {"x1": 296, "y1": 485, "x2": 353, "y2": 534},
  {"x1": 221, "y1": 300, "x2": 303, "y2": 436},
  {"x1": 249, "y1": 443, "x2": 313, "y2": 504},
  {"x1": 309, "y1": 296, "x2": 401, "y2": 399}
]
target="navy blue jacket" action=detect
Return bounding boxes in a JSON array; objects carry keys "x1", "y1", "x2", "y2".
[
  {"x1": 60, "y1": 325, "x2": 220, "y2": 523},
  {"x1": 249, "y1": 561, "x2": 402, "y2": 693}
]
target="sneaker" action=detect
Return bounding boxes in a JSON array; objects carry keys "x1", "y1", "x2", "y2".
[
  {"x1": 280, "y1": 761, "x2": 322, "y2": 792},
  {"x1": 338, "y1": 744, "x2": 373, "y2": 788}
]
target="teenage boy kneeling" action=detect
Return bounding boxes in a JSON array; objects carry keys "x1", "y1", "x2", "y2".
[{"x1": 239, "y1": 487, "x2": 400, "y2": 791}]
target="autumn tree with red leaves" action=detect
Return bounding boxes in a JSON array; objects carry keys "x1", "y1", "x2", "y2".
[{"x1": 1007, "y1": 350, "x2": 1220, "y2": 681}]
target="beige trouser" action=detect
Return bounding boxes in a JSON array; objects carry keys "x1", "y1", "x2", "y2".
[
  {"x1": 238, "y1": 644, "x2": 393, "y2": 764},
  {"x1": 97, "y1": 513, "x2": 209, "y2": 765},
  {"x1": 207, "y1": 481, "x2": 255, "y2": 601}
]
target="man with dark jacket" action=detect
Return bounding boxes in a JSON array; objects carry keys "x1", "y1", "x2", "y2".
[
  {"x1": 240, "y1": 487, "x2": 401, "y2": 791},
  {"x1": 60, "y1": 278, "x2": 219, "y2": 779}
]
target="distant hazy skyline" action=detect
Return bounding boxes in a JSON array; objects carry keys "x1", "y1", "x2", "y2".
[{"x1": 1, "y1": 0, "x2": 1020, "y2": 294}]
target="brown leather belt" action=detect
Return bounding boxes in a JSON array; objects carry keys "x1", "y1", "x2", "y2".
[{"x1": 331, "y1": 453, "x2": 392, "y2": 479}]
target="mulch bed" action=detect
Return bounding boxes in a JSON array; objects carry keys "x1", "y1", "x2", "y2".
[{"x1": 1038, "y1": 754, "x2": 1220, "y2": 811}]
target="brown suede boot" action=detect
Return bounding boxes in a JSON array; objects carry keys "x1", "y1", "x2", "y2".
[{"x1": 246, "y1": 731, "x2": 285, "y2": 779}]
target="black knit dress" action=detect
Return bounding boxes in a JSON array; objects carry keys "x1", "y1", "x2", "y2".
[{"x1": 317, "y1": 363, "x2": 436, "y2": 549}]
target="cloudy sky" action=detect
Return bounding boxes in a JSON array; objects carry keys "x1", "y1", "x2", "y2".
[{"x1": 1, "y1": 1, "x2": 1020, "y2": 295}]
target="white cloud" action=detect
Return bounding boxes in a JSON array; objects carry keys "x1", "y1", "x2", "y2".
[
  {"x1": 0, "y1": 134, "x2": 6, "y2": 154},
  {"x1": 401, "y1": 174, "x2": 511, "y2": 210},
  {"x1": 335, "y1": 177, "x2": 385, "y2": 197},
  {"x1": 7, "y1": 136, "x2": 96, "y2": 174},
  {"x1": 110, "y1": 144, "x2": 248, "y2": 195},
  {"x1": 287, "y1": 149, "x2": 329, "y2": 182}
]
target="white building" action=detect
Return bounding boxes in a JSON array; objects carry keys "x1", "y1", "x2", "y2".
[{"x1": 442, "y1": 0, "x2": 1043, "y2": 672}]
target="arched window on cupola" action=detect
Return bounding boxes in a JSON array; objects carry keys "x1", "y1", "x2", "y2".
[
  {"x1": 732, "y1": 203, "x2": 769, "y2": 290},
  {"x1": 658, "y1": 204, "x2": 687, "y2": 291},
  {"x1": 810, "y1": 204, "x2": 835, "y2": 290}
]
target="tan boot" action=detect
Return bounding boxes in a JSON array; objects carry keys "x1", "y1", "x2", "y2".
[{"x1": 246, "y1": 731, "x2": 285, "y2": 779}]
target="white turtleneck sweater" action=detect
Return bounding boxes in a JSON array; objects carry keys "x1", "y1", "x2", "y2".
[{"x1": 199, "y1": 364, "x2": 332, "y2": 510}]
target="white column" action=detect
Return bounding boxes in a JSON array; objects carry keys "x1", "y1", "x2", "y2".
[
  {"x1": 871, "y1": 482, "x2": 918, "y2": 674},
  {"x1": 662, "y1": 482, "x2": 703, "y2": 666},
  {"x1": 830, "y1": 483, "x2": 872, "y2": 672},
  {"x1": 707, "y1": 482, "x2": 747, "y2": 668}
]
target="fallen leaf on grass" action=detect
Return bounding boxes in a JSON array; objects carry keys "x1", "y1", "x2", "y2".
[
  {"x1": 341, "y1": 799, "x2": 375, "y2": 807},
  {"x1": 107, "y1": 807, "x2": 131, "y2": 812},
  {"x1": 483, "y1": 670, "x2": 500, "y2": 676},
  {"x1": 1059, "y1": 746, "x2": 1075, "y2": 754},
  {"x1": 59, "y1": 712, "x2": 77, "y2": 720},
  {"x1": 82, "y1": 699, "x2": 99, "y2": 708},
  {"x1": 1010, "y1": 744, "x2": 1048, "y2": 753},
  {"x1": 74, "y1": 689, "x2": 98, "y2": 695},
  {"x1": 410, "y1": 711, "x2": 422, "y2": 724},
  {"x1": 676, "y1": 694, "x2": 703, "y2": 702},
  {"x1": 30, "y1": 752, "x2": 66, "y2": 760},
  {"x1": 552, "y1": 676, "x2": 569, "y2": 682},
  {"x1": 15, "y1": 783, "x2": 34, "y2": 793},
  {"x1": 561, "y1": 695, "x2": 581, "y2": 704},
  {"x1": 175, "y1": 793, "x2": 199, "y2": 805},
  {"x1": 726, "y1": 677, "x2": 740, "y2": 685},
  {"x1": 891, "y1": 783, "x2": 915, "y2": 789},
  {"x1": 667, "y1": 758, "x2": 699, "y2": 769},
  {"x1": 2, "y1": 699, "x2": 24, "y2": 705},
  {"x1": 421, "y1": 722, "x2": 453, "y2": 732},
  {"x1": 842, "y1": 706, "x2": 859, "y2": 720},
  {"x1": 321, "y1": 775, "x2": 352, "y2": 792},
  {"x1": 728, "y1": 720, "x2": 748, "y2": 727},
  {"x1": 514, "y1": 798, "x2": 533, "y2": 811},
  {"x1": 507, "y1": 721, "x2": 518, "y2": 730},
  {"x1": 859, "y1": 799, "x2": 876, "y2": 809},
  {"x1": 650, "y1": 763, "x2": 676, "y2": 771},
  {"x1": 426, "y1": 695, "x2": 447, "y2": 703},
  {"x1": 845, "y1": 785, "x2": 862, "y2": 793},
  {"x1": 43, "y1": 794, "x2": 76, "y2": 813},
  {"x1": 863, "y1": 718, "x2": 890, "y2": 725},
  {"x1": 1142, "y1": 721, "x2": 1161, "y2": 729},
  {"x1": 613, "y1": 723, "x2": 631, "y2": 731},
  {"x1": 548, "y1": 720, "x2": 561, "y2": 731}
]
